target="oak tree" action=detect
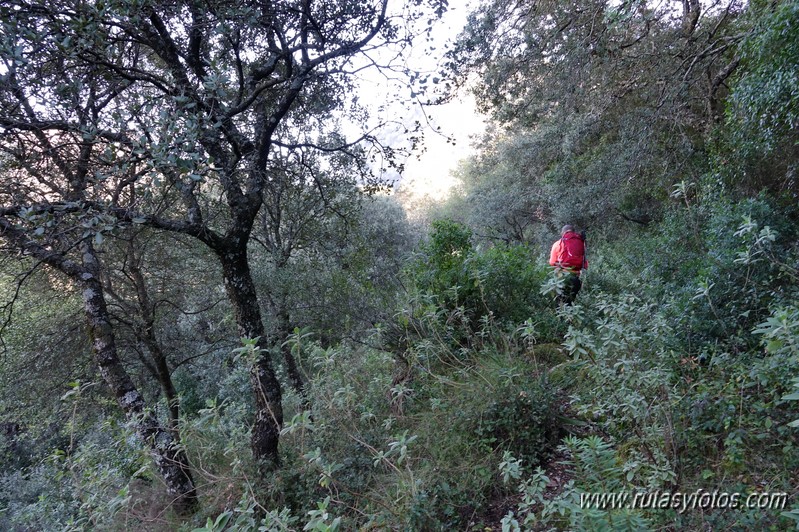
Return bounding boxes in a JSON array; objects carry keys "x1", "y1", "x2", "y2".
[{"x1": 1, "y1": 0, "x2": 447, "y2": 470}]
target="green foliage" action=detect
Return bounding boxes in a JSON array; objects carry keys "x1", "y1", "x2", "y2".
[
  {"x1": 250, "y1": 194, "x2": 418, "y2": 346},
  {"x1": 755, "y1": 304, "x2": 799, "y2": 433},
  {"x1": 411, "y1": 219, "x2": 554, "y2": 332},
  {"x1": 190, "y1": 494, "x2": 299, "y2": 532},
  {"x1": 728, "y1": 0, "x2": 799, "y2": 154},
  {"x1": 559, "y1": 293, "x2": 680, "y2": 489},
  {"x1": 473, "y1": 378, "x2": 560, "y2": 469},
  {"x1": 710, "y1": 1, "x2": 799, "y2": 198},
  {"x1": 3, "y1": 0, "x2": 799, "y2": 529},
  {"x1": 470, "y1": 243, "x2": 552, "y2": 325},
  {"x1": 0, "y1": 268, "x2": 87, "y2": 429},
  {"x1": 0, "y1": 418, "x2": 149, "y2": 531},
  {"x1": 501, "y1": 436, "x2": 652, "y2": 531},
  {"x1": 445, "y1": 0, "x2": 744, "y2": 236},
  {"x1": 412, "y1": 219, "x2": 474, "y2": 299}
]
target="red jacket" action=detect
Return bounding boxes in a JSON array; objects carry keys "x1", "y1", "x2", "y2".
[{"x1": 549, "y1": 231, "x2": 587, "y2": 272}]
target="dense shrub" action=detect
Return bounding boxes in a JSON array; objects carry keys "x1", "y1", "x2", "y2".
[
  {"x1": 411, "y1": 219, "x2": 555, "y2": 332},
  {"x1": 473, "y1": 378, "x2": 561, "y2": 469}
]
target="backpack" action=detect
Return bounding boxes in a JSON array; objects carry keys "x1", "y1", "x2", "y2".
[{"x1": 558, "y1": 232, "x2": 586, "y2": 270}]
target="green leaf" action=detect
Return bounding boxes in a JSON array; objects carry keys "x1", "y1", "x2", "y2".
[
  {"x1": 766, "y1": 339, "x2": 784, "y2": 352},
  {"x1": 213, "y1": 511, "x2": 232, "y2": 529},
  {"x1": 781, "y1": 508, "x2": 799, "y2": 523}
]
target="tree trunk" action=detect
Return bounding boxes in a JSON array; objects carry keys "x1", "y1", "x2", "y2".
[
  {"x1": 145, "y1": 334, "x2": 181, "y2": 432},
  {"x1": 275, "y1": 305, "x2": 308, "y2": 404},
  {"x1": 0, "y1": 217, "x2": 198, "y2": 513},
  {"x1": 126, "y1": 245, "x2": 182, "y2": 432},
  {"x1": 80, "y1": 243, "x2": 197, "y2": 512},
  {"x1": 218, "y1": 247, "x2": 283, "y2": 467}
]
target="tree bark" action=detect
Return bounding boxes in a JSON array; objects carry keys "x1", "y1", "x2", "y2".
[
  {"x1": 126, "y1": 244, "x2": 182, "y2": 431},
  {"x1": 144, "y1": 332, "x2": 182, "y2": 431},
  {"x1": 0, "y1": 217, "x2": 198, "y2": 512},
  {"x1": 218, "y1": 246, "x2": 283, "y2": 466},
  {"x1": 275, "y1": 305, "x2": 308, "y2": 403},
  {"x1": 79, "y1": 242, "x2": 197, "y2": 512},
  {"x1": 682, "y1": 0, "x2": 701, "y2": 36}
]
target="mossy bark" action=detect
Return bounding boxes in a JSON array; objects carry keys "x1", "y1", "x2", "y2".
[
  {"x1": 218, "y1": 246, "x2": 283, "y2": 467},
  {"x1": 80, "y1": 243, "x2": 198, "y2": 513}
]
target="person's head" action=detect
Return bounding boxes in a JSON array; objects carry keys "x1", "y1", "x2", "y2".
[{"x1": 561, "y1": 224, "x2": 574, "y2": 235}]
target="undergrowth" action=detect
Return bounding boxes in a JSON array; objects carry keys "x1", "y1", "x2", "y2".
[{"x1": 2, "y1": 201, "x2": 798, "y2": 531}]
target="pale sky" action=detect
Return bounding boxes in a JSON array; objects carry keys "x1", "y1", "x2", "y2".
[
  {"x1": 354, "y1": 1, "x2": 486, "y2": 202},
  {"x1": 396, "y1": 2, "x2": 486, "y2": 201},
  {"x1": 398, "y1": 86, "x2": 485, "y2": 200}
]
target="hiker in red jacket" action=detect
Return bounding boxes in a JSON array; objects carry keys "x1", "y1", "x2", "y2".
[{"x1": 549, "y1": 225, "x2": 587, "y2": 305}]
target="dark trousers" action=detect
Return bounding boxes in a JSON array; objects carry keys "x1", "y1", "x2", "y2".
[{"x1": 558, "y1": 272, "x2": 582, "y2": 306}]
